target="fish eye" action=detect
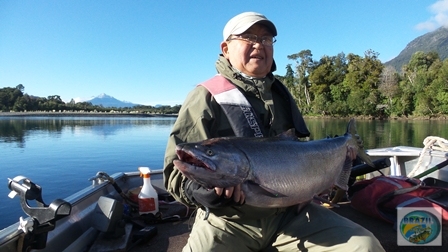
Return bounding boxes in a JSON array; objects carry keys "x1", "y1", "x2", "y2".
[{"x1": 206, "y1": 149, "x2": 214, "y2": 156}]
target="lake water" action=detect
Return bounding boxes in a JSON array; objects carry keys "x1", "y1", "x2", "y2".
[
  {"x1": 0, "y1": 116, "x2": 177, "y2": 229},
  {"x1": 1, "y1": 116, "x2": 448, "y2": 229}
]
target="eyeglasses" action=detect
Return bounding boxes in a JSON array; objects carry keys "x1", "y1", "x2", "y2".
[{"x1": 227, "y1": 34, "x2": 276, "y2": 46}]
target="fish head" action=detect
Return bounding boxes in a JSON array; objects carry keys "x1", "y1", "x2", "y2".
[{"x1": 173, "y1": 138, "x2": 250, "y2": 189}]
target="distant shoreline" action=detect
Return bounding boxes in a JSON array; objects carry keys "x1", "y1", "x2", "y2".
[
  {"x1": 1, "y1": 111, "x2": 447, "y2": 120},
  {"x1": 0, "y1": 111, "x2": 178, "y2": 117}
]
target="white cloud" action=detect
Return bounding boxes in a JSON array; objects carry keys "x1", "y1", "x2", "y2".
[
  {"x1": 70, "y1": 96, "x2": 95, "y2": 103},
  {"x1": 415, "y1": 0, "x2": 448, "y2": 31},
  {"x1": 71, "y1": 97, "x2": 86, "y2": 103},
  {"x1": 415, "y1": 21, "x2": 437, "y2": 31},
  {"x1": 431, "y1": 0, "x2": 448, "y2": 12}
]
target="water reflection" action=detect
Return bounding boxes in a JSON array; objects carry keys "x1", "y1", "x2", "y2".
[
  {"x1": 1, "y1": 116, "x2": 447, "y2": 149},
  {"x1": 0, "y1": 116, "x2": 177, "y2": 229},
  {"x1": 305, "y1": 118, "x2": 448, "y2": 149},
  {"x1": 0, "y1": 116, "x2": 447, "y2": 229},
  {"x1": 0, "y1": 116, "x2": 177, "y2": 148}
]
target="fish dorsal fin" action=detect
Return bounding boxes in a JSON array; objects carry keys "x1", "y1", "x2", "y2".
[{"x1": 246, "y1": 181, "x2": 287, "y2": 198}]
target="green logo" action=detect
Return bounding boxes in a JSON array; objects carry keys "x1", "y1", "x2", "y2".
[{"x1": 399, "y1": 210, "x2": 441, "y2": 245}]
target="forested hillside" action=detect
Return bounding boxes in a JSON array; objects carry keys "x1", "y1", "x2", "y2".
[
  {"x1": 385, "y1": 26, "x2": 448, "y2": 71},
  {"x1": 2, "y1": 50, "x2": 447, "y2": 118},
  {"x1": 0, "y1": 85, "x2": 180, "y2": 114},
  {"x1": 277, "y1": 50, "x2": 448, "y2": 118}
]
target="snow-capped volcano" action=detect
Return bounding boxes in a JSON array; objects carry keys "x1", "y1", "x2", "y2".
[{"x1": 73, "y1": 93, "x2": 139, "y2": 108}]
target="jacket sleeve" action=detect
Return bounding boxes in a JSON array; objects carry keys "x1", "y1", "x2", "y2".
[{"x1": 163, "y1": 86, "x2": 217, "y2": 206}]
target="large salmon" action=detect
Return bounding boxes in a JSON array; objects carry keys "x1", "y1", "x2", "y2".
[{"x1": 173, "y1": 119, "x2": 373, "y2": 208}]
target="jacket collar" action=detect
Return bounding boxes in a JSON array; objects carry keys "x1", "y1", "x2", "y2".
[{"x1": 215, "y1": 55, "x2": 276, "y2": 96}]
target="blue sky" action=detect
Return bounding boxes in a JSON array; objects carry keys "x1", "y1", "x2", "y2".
[{"x1": 1, "y1": 0, "x2": 447, "y2": 106}]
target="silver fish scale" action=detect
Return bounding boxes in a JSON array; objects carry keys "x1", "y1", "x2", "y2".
[
  {"x1": 175, "y1": 119, "x2": 372, "y2": 208},
  {"x1": 239, "y1": 136, "x2": 352, "y2": 207}
]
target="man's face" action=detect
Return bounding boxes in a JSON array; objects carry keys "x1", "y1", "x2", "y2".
[{"x1": 221, "y1": 23, "x2": 274, "y2": 78}]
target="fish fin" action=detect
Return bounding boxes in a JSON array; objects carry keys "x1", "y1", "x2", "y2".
[
  {"x1": 335, "y1": 156, "x2": 352, "y2": 191},
  {"x1": 358, "y1": 150, "x2": 374, "y2": 167},
  {"x1": 246, "y1": 181, "x2": 287, "y2": 198},
  {"x1": 345, "y1": 118, "x2": 374, "y2": 167},
  {"x1": 330, "y1": 188, "x2": 346, "y2": 204}
]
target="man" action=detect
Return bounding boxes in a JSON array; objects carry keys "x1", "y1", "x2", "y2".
[{"x1": 164, "y1": 12, "x2": 384, "y2": 251}]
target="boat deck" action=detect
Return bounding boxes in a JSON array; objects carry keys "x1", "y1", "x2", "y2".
[
  {"x1": 4, "y1": 167, "x2": 447, "y2": 251},
  {"x1": 131, "y1": 219, "x2": 190, "y2": 252},
  {"x1": 128, "y1": 201, "x2": 447, "y2": 252},
  {"x1": 331, "y1": 202, "x2": 447, "y2": 252}
]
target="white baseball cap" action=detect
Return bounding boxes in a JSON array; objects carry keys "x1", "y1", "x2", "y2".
[{"x1": 223, "y1": 12, "x2": 277, "y2": 40}]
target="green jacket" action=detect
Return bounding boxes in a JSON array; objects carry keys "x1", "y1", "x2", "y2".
[{"x1": 163, "y1": 55, "x2": 309, "y2": 219}]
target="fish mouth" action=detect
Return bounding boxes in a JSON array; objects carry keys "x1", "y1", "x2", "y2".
[{"x1": 175, "y1": 145, "x2": 216, "y2": 171}]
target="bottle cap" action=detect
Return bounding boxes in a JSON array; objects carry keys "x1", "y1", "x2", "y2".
[
  {"x1": 140, "y1": 173, "x2": 150, "y2": 178},
  {"x1": 138, "y1": 167, "x2": 151, "y2": 178}
]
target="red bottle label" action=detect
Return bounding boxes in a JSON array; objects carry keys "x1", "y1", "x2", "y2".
[{"x1": 139, "y1": 198, "x2": 156, "y2": 212}]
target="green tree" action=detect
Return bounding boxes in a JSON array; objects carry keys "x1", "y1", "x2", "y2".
[
  {"x1": 428, "y1": 58, "x2": 448, "y2": 114},
  {"x1": 0, "y1": 86, "x2": 24, "y2": 111},
  {"x1": 46, "y1": 95, "x2": 66, "y2": 111},
  {"x1": 308, "y1": 53, "x2": 347, "y2": 115},
  {"x1": 278, "y1": 64, "x2": 301, "y2": 105},
  {"x1": 379, "y1": 65, "x2": 400, "y2": 116},
  {"x1": 343, "y1": 50, "x2": 383, "y2": 116},
  {"x1": 287, "y1": 50, "x2": 314, "y2": 113},
  {"x1": 16, "y1": 84, "x2": 25, "y2": 92},
  {"x1": 401, "y1": 51, "x2": 441, "y2": 116}
]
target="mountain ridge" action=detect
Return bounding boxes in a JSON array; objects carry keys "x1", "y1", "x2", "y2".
[
  {"x1": 74, "y1": 93, "x2": 139, "y2": 108},
  {"x1": 384, "y1": 26, "x2": 448, "y2": 71}
]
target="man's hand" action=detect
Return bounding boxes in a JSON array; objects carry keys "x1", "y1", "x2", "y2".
[
  {"x1": 214, "y1": 184, "x2": 245, "y2": 204},
  {"x1": 184, "y1": 180, "x2": 245, "y2": 208}
]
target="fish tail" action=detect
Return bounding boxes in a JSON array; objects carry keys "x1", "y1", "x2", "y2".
[{"x1": 346, "y1": 118, "x2": 374, "y2": 167}]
